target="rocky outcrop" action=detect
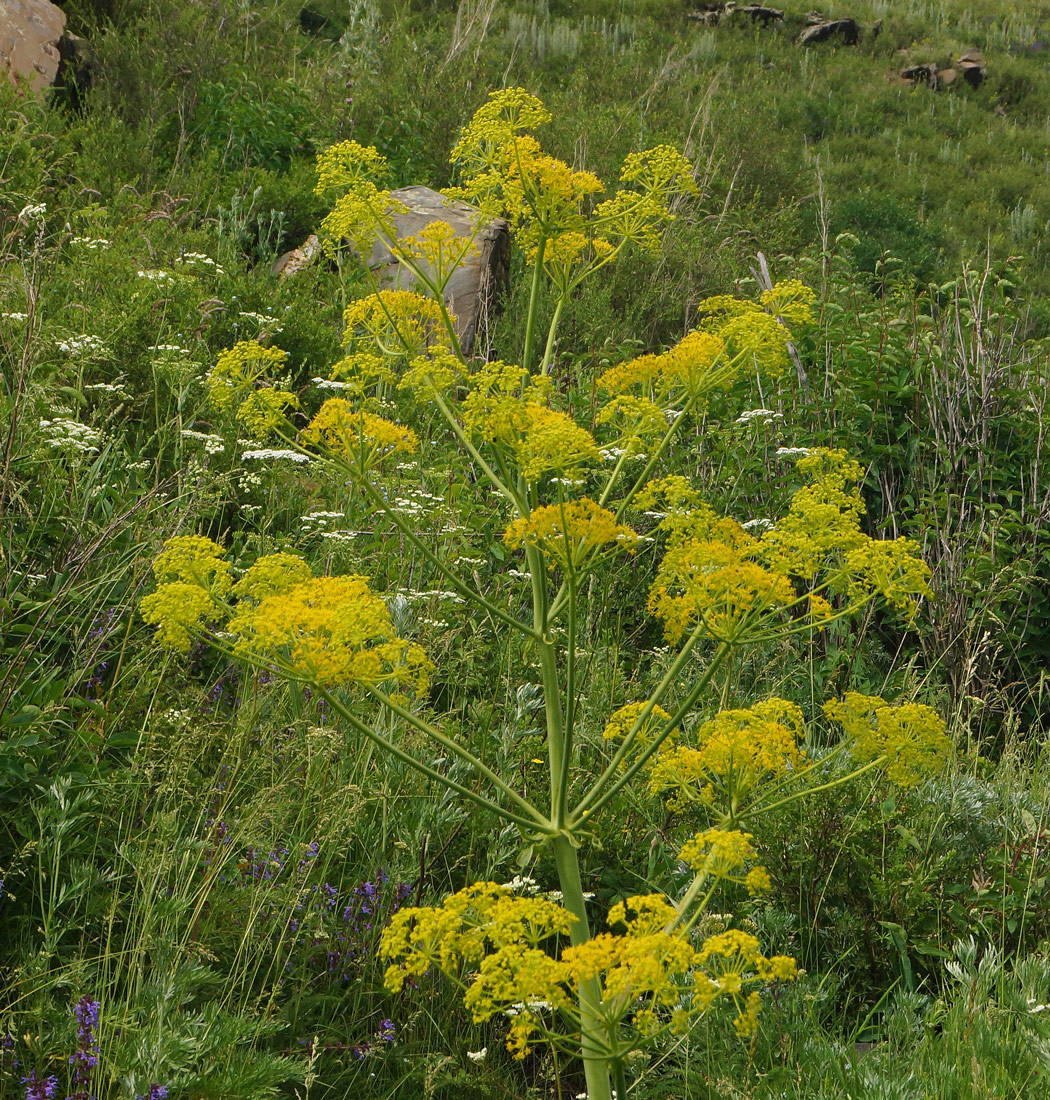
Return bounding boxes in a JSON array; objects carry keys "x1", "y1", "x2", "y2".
[
  {"x1": 798, "y1": 17, "x2": 861, "y2": 46},
  {"x1": 273, "y1": 234, "x2": 322, "y2": 279},
  {"x1": 688, "y1": 3, "x2": 784, "y2": 26},
  {"x1": 1, "y1": 0, "x2": 66, "y2": 92},
  {"x1": 275, "y1": 188, "x2": 510, "y2": 358},
  {"x1": 900, "y1": 48, "x2": 985, "y2": 91},
  {"x1": 957, "y1": 48, "x2": 985, "y2": 87}
]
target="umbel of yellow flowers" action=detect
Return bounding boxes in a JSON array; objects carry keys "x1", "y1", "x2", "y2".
[{"x1": 142, "y1": 88, "x2": 953, "y2": 1100}]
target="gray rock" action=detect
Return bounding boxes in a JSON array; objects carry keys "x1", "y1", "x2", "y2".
[
  {"x1": 273, "y1": 233, "x2": 322, "y2": 279},
  {"x1": 366, "y1": 186, "x2": 509, "y2": 358},
  {"x1": 0, "y1": 0, "x2": 66, "y2": 92},
  {"x1": 275, "y1": 187, "x2": 510, "y2": 357},
  {"x1": 798, "y1": 18, "x2": 860, "y2": 46},
  {"x1": 957, "y1": 47, "x2": 986, "y2": 88}
]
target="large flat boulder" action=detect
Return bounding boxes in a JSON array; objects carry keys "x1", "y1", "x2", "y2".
[
  {"x1": 368, "y1": 186, "x2": 510, "y2": 358},
  {"x1": 0, "y1": 0, "x2": 66, "y2": 92},
  {"x1": 276, "y1": 186, "x2": 511, "y2": 358}
]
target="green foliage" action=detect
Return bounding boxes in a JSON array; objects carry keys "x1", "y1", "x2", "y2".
[{"x1": 5, "y1": 1, "x2": 1050, "y2": 1097}]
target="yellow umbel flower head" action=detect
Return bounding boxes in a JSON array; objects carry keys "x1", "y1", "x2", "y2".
[
  {"x1": 206, "y1": 342, "x2": 293, "y2": 436},
  {"x1": 514, "y1": 405, "x2": 602, "y2": 483},
  {"x1": 303, "y1": 399, "x2": 418, "y2": 471},
  {"x1": 824, "y1": 692, "x2": 951, "y2": 788},
  {"x1": 678, "y1": 829, "x2": 774, "y2": 896},
  {"x1": 650, "y1": 698, "x2": 805, "y2": 810},
  {"x1": 602, "y1": 701, "x2": 675, "y2": 752},
  {"x1": 140, "y1": 535, "x2": 233, "y2": 651},
  {"x1": 393, "y1": 220, "x2": 481, "y2": 288},
  {"x1": 342, "y1": 289, "x2": 448, "y2": 363},
  {"x1": 227, "y1": 574, "x2": 432, "y2": 693},
  {"x1": 398, "y1": 348, "x2": 463, "y2": 402},
  {"x1": 648, "y1": 537, "x2": 795, "y2": 643},
  {"x1": 231, "y1": 552, "x2": 313, "y2": 603},
  {"x1": 504, "y1": 499, "x2": 639, "y2": 569},
  {"x1": 315, "y1": 140, "x2": 397, "y2": 255},
  {"x1": 598, "y1": 330, "x2": 730, "y2": 401}
]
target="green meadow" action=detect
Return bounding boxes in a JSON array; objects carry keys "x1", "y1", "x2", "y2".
[{"x1": 4, "y1": 2, "x2": 1050, "y2": 1098}]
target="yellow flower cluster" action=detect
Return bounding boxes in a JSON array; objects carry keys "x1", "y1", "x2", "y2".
[
  {"x1": 302, "y1": 399, "x2": 419, "y2": 470},
  {"x1": 392, "y1": 219, "x2": 480, "y2": 288},
  {"x1": 328, "y1": 352, "x2": 395, "y2": 394},
  {"x1": 228, "y1": 574, "x2": 432, "y2": 693},
  {"x1": 649, "y1": 699, "x2": 805, "y2": 810},
  {"x1": 692, "y1": 280, "x2": 815, "y2": 376},
  {"x1": 757, "y1": 449, "x2": 932, "y2": 621},
  {"x1": 760, "y1": 278, "x2": 817, "y2": 325},
  {"x1": 504, "y1": 499, "x2": 640, "y2": 569},
  {"x1": 678, "y1": 829, "x2": 772, "y2": 895},
  {"x1": 205, "y1": 342, "x2": 297, "y2": 437},
  {"x1": 449, "y1": 88, "x2": 695, "y2": 276},
  {"x1": 381, "y1": 880, "x2": 796, "y2": 1058},
  {"x1": 602, "y1": 701, "x2": 674, "y2": 752},
  {"x1": 314, "y1": 140, "x2": 398, "y2": 256},
  {"x1": 516, "y1": 405, "x2": 602, "y2": 483},
  {"x1": 597, "y1": 280, "x2": 811, "y2": 411},
  {"x1": 598, "y1": 330, "x2": 731, "y2": 402},
  {"x1": 823, "y1": 692, "x2": 952, "y2": 788},
  {"x1": 342, "y1": 289, "x2": 447, "y2": 362},
  {"x1": 595, "y1": 394, "x2": 670, "y2": 457},
  {"x1": 142, "y1": 542, "x2": 429, "y2": 694},
  {"x1": 398, "y1": 349, "x2": 462, "y2": 401},
  {"x1": 231, "y1": 552, "x2": 313, "y2": 603},
  {"x1": 641, "y1": 449, "x2": 932, "y2": 643},
  {"x1": 648, "y1": 536, "x2": 795, "y2": 644},
  {"x1": 461, "y1": 361, "x2": 599, "y2": 482},
  {"x1": 140, "y1": 536, "x2": 232, "y2": 651}
]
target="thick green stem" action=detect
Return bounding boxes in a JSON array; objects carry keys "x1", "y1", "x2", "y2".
[
  {"x1": 527, "y1": 545, "x2": 569, "y2": 827},
  {"x1": 521, "y1": 235, "x2": 548, "y2": 374},
  {"x1": 540, "y1": 294, "x2": 566, "y2": 375},
  {"x1": 553, "y1": 834, "x2": 612, "y2": 1100}
]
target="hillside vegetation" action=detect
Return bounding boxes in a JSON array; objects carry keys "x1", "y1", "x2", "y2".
[{"x1": 4, "y1": 2, "x2": 1050, "y2": 1099}]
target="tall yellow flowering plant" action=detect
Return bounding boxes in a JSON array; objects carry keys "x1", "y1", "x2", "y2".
[{"x1": 142, "y1": 90, "x2": 950, "y2": 1099}]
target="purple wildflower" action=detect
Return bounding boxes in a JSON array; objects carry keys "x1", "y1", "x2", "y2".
[
  {"x1": 22, "y1": 1071, "x2": 58, "y2": 1100},
  {"x1": 67, "y1": 996, "x2": 100, "y2": 1100},
  {"x1": 135, "y1": 1085, "x2": 168, "y2": 1100}
]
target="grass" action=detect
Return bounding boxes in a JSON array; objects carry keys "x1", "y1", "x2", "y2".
[{"x1": 3, "y1": 1, "x2": 1050, "y2": 1097}]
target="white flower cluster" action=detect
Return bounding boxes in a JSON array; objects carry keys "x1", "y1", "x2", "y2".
[
  {"x1": 56, "y1": 334, "x2": 106, "y2": 356},
  {"x1": 69, "y1": 237, "x2": 112, "y2": 250},
  {"x1": 181, "y1": 429, "x2": 225, "y2": 455},
  {"x1": 1, "y1": 312, "x2": 29, "y2": 322},
  {"x1": 401, "y1": 589, "x2": 467, "y2": 604},
  {"x1": 18, "y1": 202, "x2": 47, "y2": 221},
  {"x1": 242, "y1": 448, "x2": 311, "y2": 463},
  {"x1": 83, "y1": 381, "x2": 131, "y2": 399},
  {"x1": 238, "y1": 310, "x2": 282, "y2": 331},
  {"x1": 742, "y1": 517, "x2": 774, "y2": 531},
  {"x1": 600, "y1": 446, "x2": 647, "y2": 463},
  {"x1": 148, "y1": 344, "x2": 193, "y2": 356},
  {"x1": 137, "y1": 269, "x2": 174, "y2": 283},
  {"x1": 176, "y1": 252, "x2": 226, "y2": 275},
  {"x1": 736, "y1": 408, "x2": 784, "y2": 426},
  {"x1": 776, "y1": 447, "x2": 812, "y2": 457},
  {"x1": 312, "y1": 377, "x2": 352, "y2": 390},
  {"x1": 39, "y1": 417, "x2": 104, "y2": 454}
]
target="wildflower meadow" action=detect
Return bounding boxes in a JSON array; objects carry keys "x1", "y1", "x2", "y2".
[{"x1": 4, "y1": 3, "x2": 1050, "y2": 1100}]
